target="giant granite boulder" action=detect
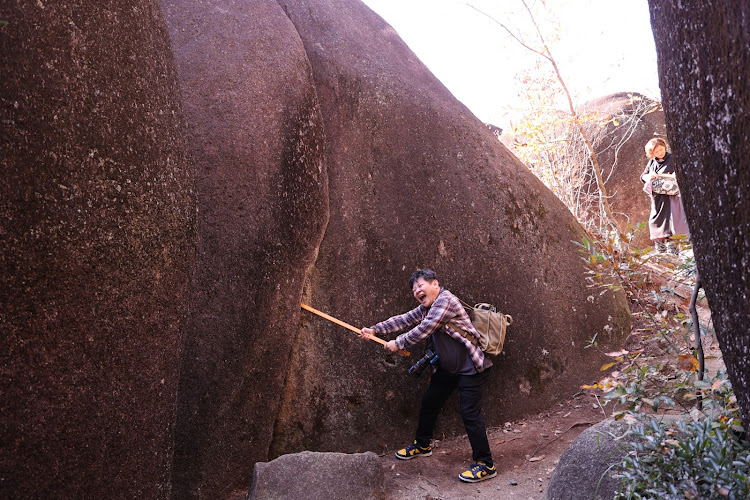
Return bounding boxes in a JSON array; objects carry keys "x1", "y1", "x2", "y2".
[
  {"x1": 0, "y1": 1, "x2": 195, "y2": 498},
  {"x1": 161, "y1": 0, "x2": 330, "y2": 497},
  {"x1": 269, "y1": 0, "x2": 630, "y2": 462}
]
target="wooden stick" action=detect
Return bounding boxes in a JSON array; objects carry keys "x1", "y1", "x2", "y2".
[{"x1": 301, "y1": 303, "x2": 411, "y2": 357}]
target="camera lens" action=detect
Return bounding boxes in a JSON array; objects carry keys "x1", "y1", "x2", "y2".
[{"x1": 408, "y1": 349, "x2": 438, "y2": 377}]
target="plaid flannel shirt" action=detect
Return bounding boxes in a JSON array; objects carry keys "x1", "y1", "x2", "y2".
[{"x1": 371, "y1": 288, "x2": 486, "y2": 372}]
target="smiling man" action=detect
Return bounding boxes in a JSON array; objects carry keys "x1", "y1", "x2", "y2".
[{"x1": 359, "y1": 269, "x2": 496, "y2": 483}]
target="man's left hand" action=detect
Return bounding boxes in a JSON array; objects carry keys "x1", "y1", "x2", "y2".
[
  {"x1": 385, "y1": 340, "x2": 399, "y2": 352},
  {"x1": 359, "y1": 327, "x2": 375, "y2": 340}
]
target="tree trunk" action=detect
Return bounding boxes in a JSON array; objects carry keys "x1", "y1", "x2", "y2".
[{"x1": 647, "y1": 0, "x2": 750, "y2": 435}]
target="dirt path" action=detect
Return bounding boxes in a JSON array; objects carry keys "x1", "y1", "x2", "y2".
[{"x1": 381, "y1": 390, "x2": 606, "y2": 500}]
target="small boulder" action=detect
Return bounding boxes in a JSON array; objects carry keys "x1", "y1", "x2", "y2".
[
  {"x1": 248, "y1": 451, "x2": 385, "y2": 500},
  {"x1": 546, "y1": 416, "x2": 683, "y2": 499},
  {"x1": 545, "y1": 418, "x2": 632, "y2": 500}
]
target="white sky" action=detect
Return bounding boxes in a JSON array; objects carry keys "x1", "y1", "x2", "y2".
[{"x1": 361, "y1": 0, "x2": 661, "y2": 129}]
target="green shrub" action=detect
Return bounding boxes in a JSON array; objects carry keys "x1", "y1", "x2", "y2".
[{"x1": 614, "y1": 417, "x2": 750, "y2": 499}]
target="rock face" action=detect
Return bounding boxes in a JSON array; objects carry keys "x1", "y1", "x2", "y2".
[
  {"x1": 0, "y1": 2, "x2": 195, "y2": 499},
  {"x1": 580, "y1": 93, "x2": 667, "y2": 246},
  {"x1": 160, "y1": 0, "x2": 329, "y2": 497},
  {"x1": 647, "y1": 0, "x2": 750, "y2": 438},
  {"x1": 248, "y1": 451, "x2": 385, "y2": 500},
  {"x1": 268, "y1": 0, "x2": 630, "y2": 460}
]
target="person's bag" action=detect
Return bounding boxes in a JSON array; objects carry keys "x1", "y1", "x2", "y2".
[
  {"x1": 448, "y1": 299, "x2": 513, "y2": 355},
  {"x1": 651, "y1": 175, "x2": 680, "y2": 196}
]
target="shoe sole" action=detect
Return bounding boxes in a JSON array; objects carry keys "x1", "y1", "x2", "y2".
[
  {"x1": 395, "y1": 450, "x2": 432, "y2": 460},
  {"x1": 458, "y1": 470, "x2": 497, "y2": 483}
]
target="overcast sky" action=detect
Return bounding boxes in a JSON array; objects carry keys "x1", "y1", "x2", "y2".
[{"x1": 360, "y1": 0, "x2": 661, "y2": 129}]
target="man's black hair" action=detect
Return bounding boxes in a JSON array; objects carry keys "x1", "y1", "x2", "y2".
[{"x1": 409, "y1": 269, "x2": 439, "y2": 289}]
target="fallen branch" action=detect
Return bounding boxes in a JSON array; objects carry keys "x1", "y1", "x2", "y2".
[
  {"x1": 530, "y1": 421, "x2": 597, "y2": 457},
  {"x1": 495, "y1": 435, "x2": 523, "y2": 445}
]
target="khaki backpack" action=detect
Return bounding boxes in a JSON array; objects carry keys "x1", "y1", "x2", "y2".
[{"x1": 448, "y1": 299, "x2": 513, "y2": 355}]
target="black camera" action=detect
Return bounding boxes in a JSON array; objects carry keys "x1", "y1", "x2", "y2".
[{"x1": 408, "y1": 349, "x2": 439, "y2": 377}]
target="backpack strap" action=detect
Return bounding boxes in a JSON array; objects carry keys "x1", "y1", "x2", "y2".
[
  {"x1": 447, "y1": 321, "x2": 479, "y2": 346},
  {"x1": 457, "y1": 297, "x2": 473, "y2": 310},
  {"x1": 445, "y1": 295, "x2": 479, "y2": 345}
]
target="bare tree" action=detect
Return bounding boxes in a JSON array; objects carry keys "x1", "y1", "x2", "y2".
[
  {"x1": 470, "y1": 0, "x2": 617, "y2": 234},
  {"x1": 507, "y1": 71, "x2": 659, "y2": 233}
]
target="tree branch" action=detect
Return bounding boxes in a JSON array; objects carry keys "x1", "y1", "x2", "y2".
[{"x1": 466, "y1": 3, "x2": 551, "y2": 61}]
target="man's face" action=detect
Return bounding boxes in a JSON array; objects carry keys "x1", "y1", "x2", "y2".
[{"x1": 412, "y1": 277, "x2": 441, "y2": 307}]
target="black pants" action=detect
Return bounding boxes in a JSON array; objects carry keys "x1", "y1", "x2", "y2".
[{"x1": 414, "y1": 367, "x2": 493, "y2": 465}]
